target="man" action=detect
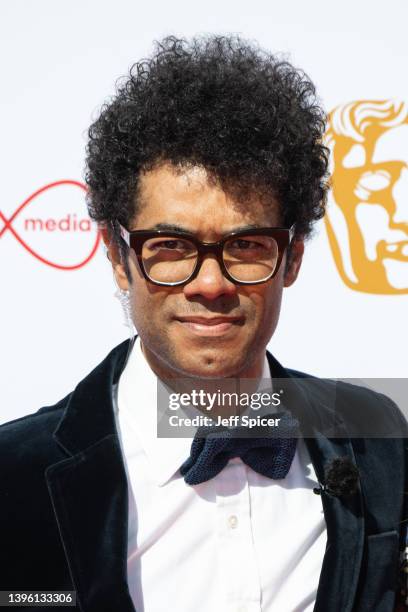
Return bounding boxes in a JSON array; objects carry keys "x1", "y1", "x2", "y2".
[{"x1": 0, "y1": 35, "x2": 406, "y2": 612}]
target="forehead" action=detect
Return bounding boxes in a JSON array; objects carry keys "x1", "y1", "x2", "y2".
[
  {"x1": 372, "y1": 124, "x2": 408, "y2": 164},
  {"x1": 133, "y1": 163, "x2": 280, "y2": 235}
]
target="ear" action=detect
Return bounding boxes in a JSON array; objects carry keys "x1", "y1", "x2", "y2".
[
  {"x1": 283, "y1": 238, "x2": 304, "y2": 287},
  {"x1": 100, "y1": 225, "x2": 130, "y2": 291}
]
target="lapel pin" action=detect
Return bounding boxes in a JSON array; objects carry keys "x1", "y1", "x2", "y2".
[{"x1": 313, "y1": 457, "x2": 360, "y2": 498}]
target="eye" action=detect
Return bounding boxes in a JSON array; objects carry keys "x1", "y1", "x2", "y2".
[
  {"x1": 151, "y1": 240, "x2": 181, "y2": 249},
  {"x1": 230, "y1": 239, "x2": 267, "y2": 249},
  {"x1": 150, "y1": 239, "x2": 189, "y2": 250}
]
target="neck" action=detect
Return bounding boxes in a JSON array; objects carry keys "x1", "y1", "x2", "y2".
[{"x1": 139, "y1": 339, "x2": 268, "y2": 418}]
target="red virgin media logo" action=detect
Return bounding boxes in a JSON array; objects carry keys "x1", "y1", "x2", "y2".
[{"x1": 0, "y1": 180, "x2": 101, "y2": 270}]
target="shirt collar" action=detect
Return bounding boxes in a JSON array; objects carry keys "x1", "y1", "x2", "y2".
[{"x1": 117, "y1": 336, "x2": 272, "y2": 487}]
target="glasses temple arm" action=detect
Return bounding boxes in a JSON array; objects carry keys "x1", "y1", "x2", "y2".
[{"x1": 118, "y1": 223, "x2": 130, "y2": 247}]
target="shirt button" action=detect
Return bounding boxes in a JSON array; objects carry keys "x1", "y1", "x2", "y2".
[{"x1": 228, "y1": 515, "x2": 238, "y2": 529}]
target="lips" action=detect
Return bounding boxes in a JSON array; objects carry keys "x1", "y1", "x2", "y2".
[
  {"x1": 176, "y1": 316, "x2": 244, "y2": 325},
  {"x1": 379, "y1": 240, "x2": 408, "y2": 261},
  {"x1": 175, "y1": 315, "x2": 244, "y2": 337}
]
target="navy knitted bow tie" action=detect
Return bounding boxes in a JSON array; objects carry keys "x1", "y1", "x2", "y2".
[{"x1": 180, "y1": 411, "x2": 300, "y2": 485}]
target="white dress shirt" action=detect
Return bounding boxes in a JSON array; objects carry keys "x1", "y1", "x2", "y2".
[{"x1": 113, "y1": 337, "x2": 327, "y2": 612}]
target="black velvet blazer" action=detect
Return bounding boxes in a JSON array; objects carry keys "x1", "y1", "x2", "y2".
[{"x1": 0, "y1": 337, "x2": 406, "y2": 612}]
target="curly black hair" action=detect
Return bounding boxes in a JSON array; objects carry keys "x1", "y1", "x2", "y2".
[{"x1": 85, "y1": 34, "x2": 329, "y2": 270}]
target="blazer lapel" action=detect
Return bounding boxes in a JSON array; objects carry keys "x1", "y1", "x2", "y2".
[
  {"x1": 266, "y1": 351, "x2": 365, "y2": 612},
  {"x1": 45, "y1": 339, "x2": 136, "y2": 612},
  {"x1": 305, "y1": 432, "x2": 364, "y2": 612}
]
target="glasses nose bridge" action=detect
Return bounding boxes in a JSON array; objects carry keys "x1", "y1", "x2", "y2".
[
  {"x1": 200, "y1": 238, "x2": 223, "y2": 253},
  {"x1": 194, "y1": 239, "x2": 226, "y2": 277}
]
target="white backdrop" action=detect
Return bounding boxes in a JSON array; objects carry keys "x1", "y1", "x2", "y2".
[{"x1": 1, "y1": 0, "x2": 407, "y2": 424}]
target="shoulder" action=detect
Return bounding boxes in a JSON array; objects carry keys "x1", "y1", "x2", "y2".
[
  {"x1": 286, "y1": 366, "x2": 407, "y2": 437},
  {"x1": 0, "y1": 338, "x2": 131, "y2": 454},
  {"x1": 0, "y1": 394, "x2": 71, "y2": 473},
  {"x1": 0, "y1": 394, "x2": 69, "y2": 442}
]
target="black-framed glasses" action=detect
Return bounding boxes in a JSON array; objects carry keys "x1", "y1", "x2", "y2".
[{"x1": 118, "y1": 223, "x2": 295, "y2": 286}]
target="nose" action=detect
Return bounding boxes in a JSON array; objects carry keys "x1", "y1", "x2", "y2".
[
  {"x1": 183, "y1": 254, "x2": 237, "y2": 300},
  {"x1": 390, "y1": 166, "x2": 408, "y2": 228}
]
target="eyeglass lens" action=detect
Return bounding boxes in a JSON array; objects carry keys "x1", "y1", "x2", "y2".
[{"x1": 141, "y1": 235, "x2": 280, "y2": 283}]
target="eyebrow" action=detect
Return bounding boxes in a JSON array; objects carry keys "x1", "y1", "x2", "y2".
[{"x1": 145, "y1": 222, "x2": 265, "y2": 234}]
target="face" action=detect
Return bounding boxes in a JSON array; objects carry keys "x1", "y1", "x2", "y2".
[
  {"x1": 104, "y1": 163, "x2": 304, "y2": 380},
  {"x1": 326, "y1": 122, "x2": 408, "y2": 294}
]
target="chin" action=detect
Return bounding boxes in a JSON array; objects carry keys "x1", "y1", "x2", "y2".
[{"x1": 176, "y1": 355, "x2": 244, "y2": 380}]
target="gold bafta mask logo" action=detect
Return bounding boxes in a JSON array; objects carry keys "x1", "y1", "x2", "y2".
[{"x1": 325, "y1": 100, "x2": 408, "y2": 294}]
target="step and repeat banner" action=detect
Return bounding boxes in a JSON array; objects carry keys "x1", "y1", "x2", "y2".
[{"x1": 1, "y1": 0, "x2": 407, "y2": 423}]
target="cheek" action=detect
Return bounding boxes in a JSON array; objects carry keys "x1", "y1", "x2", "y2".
[
  {"x1": 127, "y1": 258, "x2": 172, "y2": 329},
  {"x1": 127, "y1": 258, "x2": 152, "y2": 327},
  {"x1": 245, "y1": 282, "x2": 283, "y2": 326}
]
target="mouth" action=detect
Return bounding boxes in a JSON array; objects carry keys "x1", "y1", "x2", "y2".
[
  {"x1": 174, "y1": 316, "x2": 245, "y2": 337},
  {"x1": 379, "y1": 240, "x2": 408, "y2": 261}
]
